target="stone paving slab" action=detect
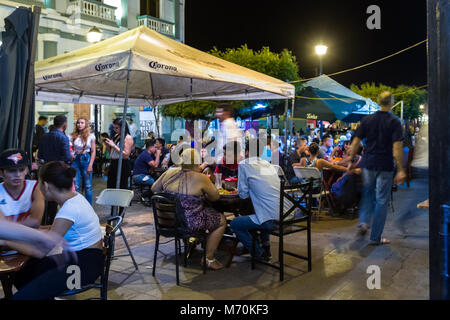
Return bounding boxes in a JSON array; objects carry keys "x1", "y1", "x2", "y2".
[{"x1": 0, "y1": 176, "x2": 429, "y2": 300}]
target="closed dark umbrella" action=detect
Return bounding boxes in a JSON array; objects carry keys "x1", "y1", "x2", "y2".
[{"x1": 0, "y1": 7, "x2": 37, "y2": 154}]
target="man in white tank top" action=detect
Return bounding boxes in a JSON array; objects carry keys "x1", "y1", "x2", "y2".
[{"x1": 0, "y1": 149, "x2": 45, "y2": 228}]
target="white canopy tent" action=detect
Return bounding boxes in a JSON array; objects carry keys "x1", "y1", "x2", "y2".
[
  {"x1": 35, "y1": 26, "x2": 294, "y2": 105},
  {"x1": 34, "y1": 26, "x2": 295, "y2": 188}
]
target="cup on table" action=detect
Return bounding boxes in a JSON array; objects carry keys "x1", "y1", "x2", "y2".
[{"x1": 215, "y1": 173, "x2": 222, "y2": 188}]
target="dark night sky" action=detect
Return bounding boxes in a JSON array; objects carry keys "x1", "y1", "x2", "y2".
[{"x1": 185, "y1": 0, "x2": 428, "y2": 88}]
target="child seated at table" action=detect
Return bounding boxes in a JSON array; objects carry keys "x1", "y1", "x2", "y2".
[{"x1": 10, "y1": 161, "x2": 104, "y2": 300}]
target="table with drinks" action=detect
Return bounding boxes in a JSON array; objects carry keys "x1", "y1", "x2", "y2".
[{"x1": 212, "y1": 173, "x2": 254, "y2": 216}]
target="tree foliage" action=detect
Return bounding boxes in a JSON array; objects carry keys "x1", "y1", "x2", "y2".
[
  {"x1": 160, "y1": 100, "x2": 218, "y2": 120},
  {"x1": 350, "y1": 82, "x2": 426, "y2": 120},
  {"x1": 209, "y1": 45, "x2": 300, "y2": 84},
  {"x1": 160, "y1": 45, "x2": 301, "y2": 120}
]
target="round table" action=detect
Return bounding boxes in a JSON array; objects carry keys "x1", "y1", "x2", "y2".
[
  {"x1": 213, "y1": 193, "x2": 255, "y2": 216},
  {"x1": 0, "y1": 252, "x2": 29, "y2": 299}
]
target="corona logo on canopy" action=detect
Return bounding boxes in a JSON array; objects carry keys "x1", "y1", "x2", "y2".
[
  {"x1": 95, "y1": 61, "x2": 120, "y2": 72},
  {"x1": 149, "y1": 61, "x2": 178, "y2": 72}
]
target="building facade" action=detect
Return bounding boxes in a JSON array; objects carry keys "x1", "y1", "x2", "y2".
[{"x1": 0, "y1": 0, "x2": 185, "y2": 144}]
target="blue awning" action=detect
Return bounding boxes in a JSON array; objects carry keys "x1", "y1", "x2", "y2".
[{"x1": 295, "y1": 75, "x2": 378, "y2": 123}]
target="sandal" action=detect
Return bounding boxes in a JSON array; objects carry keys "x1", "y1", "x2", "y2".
[
  {"x1": 369, "y1": 238, "x2": 391, "y2": 246},
  {"x1": 201, "y1": 257, "x2": 224, "y2": 270}
]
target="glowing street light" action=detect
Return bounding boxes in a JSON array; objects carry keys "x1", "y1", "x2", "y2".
[
  {"x1": 315, "y1": 44, "x2": 328, "y2": 75},
  {"x1": 87, "y1": 26, "x2": 102, "y2": 43},
  {"x1": 315, "y1": 45, "x2": 328, "y2": 56},
  {"x1": 420, "y1": 104, "x2": 425, "y2": 110}
]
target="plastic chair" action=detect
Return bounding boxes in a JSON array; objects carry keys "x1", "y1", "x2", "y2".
[
  {"x1": 96, "y1": 189, "x2": 139, "y2": 271},
  {"x1": 58, "y1": 216, "x2": 122, "y2": 300},
  {"x1": 294, "y1": 167, "x2": 331, "y2": 219}
]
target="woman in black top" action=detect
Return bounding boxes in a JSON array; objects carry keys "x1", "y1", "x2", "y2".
[{"x1": 104, "y1": 118, "x2": 134, "y2": 189}]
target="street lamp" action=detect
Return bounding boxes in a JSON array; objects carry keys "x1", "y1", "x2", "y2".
[
  {"x1": 315, "y1": 44, "x2": 328, "y2": 75},
  {"x1": 420, "y1": 104, "x2": 425, "y2": 110},
  {"x1": 87, "y1": 26, "x2": 102, "y2": 43}
]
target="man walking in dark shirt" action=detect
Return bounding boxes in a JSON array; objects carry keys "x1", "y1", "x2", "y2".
[
  {"x1": 348, "y1": 92, "x2": 406, "y2": 245},
  {"x1": 37, "y1": 115, "x2": 72, "y2": 225}
]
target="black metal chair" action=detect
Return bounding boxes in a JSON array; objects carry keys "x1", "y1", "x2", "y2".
[
  {"x1": 151, "y1": 193, "x2": 207, "y2": 285},
  {"x1": 58, "y1": 216, "x2": 122, "y2": 300},
  {"x1": 250, "y1": 178, "x2": 314, "y2": 281}
]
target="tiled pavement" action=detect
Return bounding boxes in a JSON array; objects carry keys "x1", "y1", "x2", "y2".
[{"x1": 2, "y1": 174, "x2": 429, "y2": 300}]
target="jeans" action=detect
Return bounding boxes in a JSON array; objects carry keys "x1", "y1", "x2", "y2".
[
  {"x1": 358, "y1": 168, "x2": 393, "y2": 242},
  {"x1": 133, "y1": 174, "x2": 155, "y2": 186},
  {"x1": 12, "y1": 248, "x2": 104, "y2": 300},
  {"x1": 230, "y1": 215, "x2": 275, "y2": 257},
  {"x1": 72, "y1": 153, "x2": 93, "y2": 204}
]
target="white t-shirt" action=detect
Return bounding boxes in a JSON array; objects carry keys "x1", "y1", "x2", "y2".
[
  {"x1": 55, "y1": 193, "x2": 102, "y2": 251},
  {"x1": 69, "y1": 134, "x2": 96, "y2": 154}
]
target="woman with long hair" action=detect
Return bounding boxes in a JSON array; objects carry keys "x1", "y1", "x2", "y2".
[
  {"x1": 11, "y1": 161, "x2": 103, "y2": 300},
  {"x1": 69, "y1": 118, "x2": 96, "y2": 204},
  {"x1": 104, "y1": 118, "x2": 134, "y2": 189}
]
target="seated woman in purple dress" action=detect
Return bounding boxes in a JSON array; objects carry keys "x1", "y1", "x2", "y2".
[{"x1": 151, "y1": 148, "x2": 226, "y2": 270}]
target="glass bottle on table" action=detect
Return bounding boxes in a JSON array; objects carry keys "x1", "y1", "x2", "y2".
[{"x1": 215, "y1": 173, "x2": 222, "y2": 189}]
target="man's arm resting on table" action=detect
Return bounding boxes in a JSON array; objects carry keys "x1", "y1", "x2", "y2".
[{"x1": 0, "y1": 220, "x2": 63, "y2": 258}]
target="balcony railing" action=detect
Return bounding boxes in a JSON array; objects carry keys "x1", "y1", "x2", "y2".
[
  {"x1": 67, "y1": 0, "x2": 116, "y2": 22},
  {"x1": 137, "y1": 15, "x2": 175, "y2": 37}
]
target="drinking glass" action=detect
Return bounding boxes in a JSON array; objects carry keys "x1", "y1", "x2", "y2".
[{"x1": 215, "y1": 173, "x2": 222, "y2": 188}]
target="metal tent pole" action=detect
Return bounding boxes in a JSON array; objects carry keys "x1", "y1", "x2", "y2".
[
  {"x1": 115, "y1": 51, "x2": 132, "y2": 191},
  {"x1": 284, "y1": 99, "x2": 288, "y2": 157},
  {"x1": 290, "y1": 97, "x2": 295, "y2": 144},
  {"x1": 115, "y1": 69, "x2": 131, "y2": 190}
]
